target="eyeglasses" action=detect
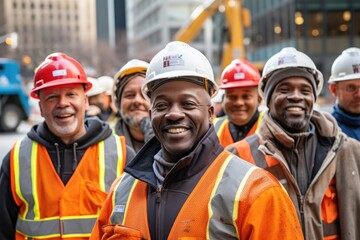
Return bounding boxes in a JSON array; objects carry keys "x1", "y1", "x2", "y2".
[{"x1": 338, "y1": 84, "x2": 360, "y2": 93}]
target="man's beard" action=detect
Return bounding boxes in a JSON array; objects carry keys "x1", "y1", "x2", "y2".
[{"x1": 119, "y1": 108, "x2": 141, "y2": 129}]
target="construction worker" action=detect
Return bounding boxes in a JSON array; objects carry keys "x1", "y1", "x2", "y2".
[
  {"x1": 113, "y1": 59, "x2": 154, "y2": 153},
  {"x1": 226, "y1": 47, "x2": 360, "y2": 239},
  {"x1": 0, "y1": 53, "x2": 135, "y2": 239},
  {"x1": 328, "y1": 47, "x2": 360, "y2": 141},
  {"x1": 211, "y1": 88, "x2": 225, "y2": 117},
  {"x1": 90, "y1": 41, "x2": 303, "y2": 239},
  {"x1": 213, "y1": 59, "x2": 263, "y2": 147},
  {"x1": 86, "y1": 77, "x2": 117, "y2": 126}
]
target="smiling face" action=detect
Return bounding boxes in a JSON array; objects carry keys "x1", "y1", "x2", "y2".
[
  {"x1": 268, "y1": 77, "x2": 314, "y2": 133},
  {"x1": 38, "y1": 83, "x2": 89, "y2": 144},
  {"x1": 150, "y1": 80, "x2": 213, "y2": 163},
  {"x1": 223, "y1": 86, "x2": 260, "y2": 126},
  {"x1": 330, "y1": 79, "x2": 360, "y2": 115},
  {"x1": 119, "y1": 75, "x2": 150, "y2": 129}
]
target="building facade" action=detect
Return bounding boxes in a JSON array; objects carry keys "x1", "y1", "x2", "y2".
[
  {"x1": 0, "y1": 0, "x2": 98, "y2": 73},
  {"x1": 244, "y1": 0, "x2": 360, "y2": 96}
]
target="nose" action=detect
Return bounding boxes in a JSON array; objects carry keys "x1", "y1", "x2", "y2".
[
  {"x1": 133, "y1": 92, "x2": 145, "y2": 104},
  {"x1": 165, "y1": 104, "x2": 185, "y2": 121},
  {"x1": 58, "y1": 94, "x2": 70, "y2": 107},
  {"x1": 287, "y1": 89, "x2": 303, "y2": 101}
]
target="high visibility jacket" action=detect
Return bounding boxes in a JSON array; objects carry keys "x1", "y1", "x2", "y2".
[
  {"x1": 10, "y1": 134, "x2": 126, "y2": 240},
  {"x1": 227, "y1": 133, "x2": 339, "y2": 240},
  {"x1": 92, "y1": 150, "x2": 303, "y2": 239},
  {"x1": 213, "y1": 111, "x2": 263, "y2": 147}
]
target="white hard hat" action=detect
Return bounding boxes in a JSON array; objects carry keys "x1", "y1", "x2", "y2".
[
  {"x1": 329, "y1": 47, "x2": 360, "y2": 83},
  {"x1": 259, "y1": 47, "x2": 323, "y2": 99},
  {"x1": 114, "y1": 59, "x2": 149, "y2": 81},
  {"x1": 142, "y1": 41, "x2": 218, "y2": 99},
  {"x1": 98, "y1": 75, "x2": 114, "y2": 95},
  {"x1": 211, "y1": 89, "x2": 225, "y2": 104},
  {"x1": 86, "y1": 77, "x2": 106, "y2": 97}
]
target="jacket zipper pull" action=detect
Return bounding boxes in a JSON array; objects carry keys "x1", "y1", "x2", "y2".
[{"x1": 156, "y1": 184, "x2": 163, "y2": 203}]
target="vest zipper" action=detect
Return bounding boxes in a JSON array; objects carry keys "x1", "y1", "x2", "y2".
[
  {"x1": 298, "y1": 194, "x2": 305, "y2": 233},
  {"x1": 156, "y1": 184, "x2": 163, "y2": 239}
]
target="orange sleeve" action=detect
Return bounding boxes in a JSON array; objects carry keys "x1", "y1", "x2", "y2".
[
  {"x1": 90, "y1": 177, "x2": 122, "y2": 239},
  {"x1": 237, "y1": 170, "x2": 304, "y2": 239}
]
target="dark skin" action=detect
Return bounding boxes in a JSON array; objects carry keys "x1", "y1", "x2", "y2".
[
  {"x1": 150, "y1": 80, "x2": 214, "y2": 163},
  {"x1": 268, "y1": 77, "x2": 315, "y2": 133}
]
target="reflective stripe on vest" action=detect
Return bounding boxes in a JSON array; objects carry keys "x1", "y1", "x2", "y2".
[
  {"x1": 214, "y1": 116, "x2": 227, "y2": 133},
  {"x1": 110, "y1": 151, "x2": 257, "y2": 239},
  {"x1": 245, "y1": 134, "x2": 268, "y2": 168},
  {"x1": 13, "y1": 135, "x2": 123, "y2": 238}
]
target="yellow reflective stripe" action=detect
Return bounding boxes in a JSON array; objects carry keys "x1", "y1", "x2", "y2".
[
  {"x1": 98, "y1": 140, "x2": 106, "y2": 192},
  {"x1": 115, "y1": 135, "x2": 123, "y2": 175},
  {"x1": 255, "y1": 111, "x2": 264, "y2": 133},
  {"x1": 206, "y1": 155, "x2": 233, "y2": 239},
  {"x1": 13, "y1": 140, "x2": 28, "y2": 218},
  {"x1": 123, "y1": 178, "x2": 138, "y2": 224},
  {"x1": 30, "y1": 141, "x2": 40, "y2": 219},
  {"x1": 16, "y1": 215, "x2": 98, "y2": 237},
  {"x1": 232, "y1": 166, "x2": 256, "y2": 237}
]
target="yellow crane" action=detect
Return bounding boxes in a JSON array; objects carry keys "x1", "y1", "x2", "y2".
[{"x1": 173, "y1": 0, "x2": 251, "y2": 75}]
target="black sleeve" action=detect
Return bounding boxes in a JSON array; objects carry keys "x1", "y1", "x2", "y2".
[
  {"x1": 0, "y1": 152, "x2": 19, "y2": 239},
  {"x1": 125, "y1": 145, "x2": 136, "y2": 164}
]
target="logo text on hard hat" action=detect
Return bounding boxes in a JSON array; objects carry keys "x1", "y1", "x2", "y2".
[
  {"x1": 352, "y1": 64, "x2": 360, "y2": 73},
  {"x1": 52, "y1": 69, "x2": 67, "y2": 77},
  {"x1": 234, "y1": 72, "x2": 245, "y2": 80},
  {"x1": 278, "y1": 55, "x2": 297, "y2": 66},
  {"x1": 163, "y1": 54, "x2": 184, "y2": 68}
]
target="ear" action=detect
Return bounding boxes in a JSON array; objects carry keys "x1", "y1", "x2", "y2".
[
  {"x1": 39, "y1": 101, "x2": 44, "y2": 117},
  {"x1": 329, "y1": 84, "x2": 337, "y2": 97},
  {"x1": 84, "y1": 95, "x2": 89, "y2": 111},
  {"x1": 208, "y1": 105, "x2": 214, "y2": 124}
]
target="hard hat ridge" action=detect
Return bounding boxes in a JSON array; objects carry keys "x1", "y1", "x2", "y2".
[
  {"x1": 30, "y1": 52, "x2": 92, "y2": 99},
  {"x1": 142, "y1": 41, "x2": 218, "y2": 99}
]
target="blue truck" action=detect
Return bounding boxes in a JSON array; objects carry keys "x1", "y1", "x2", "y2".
[{"x1": 0, "y1": 58, "x2": 30, "y2": 132}]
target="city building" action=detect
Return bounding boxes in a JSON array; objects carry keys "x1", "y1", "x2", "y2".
[
  {"x1": 125, "y1": 0, "x2": 221, "y2": 68},
  {"x1": 0, "y1": 0, "x2": 98, "y2": 74},
  {"x1": 244, "y1": 0, "x2": 360, "y2": 97}
]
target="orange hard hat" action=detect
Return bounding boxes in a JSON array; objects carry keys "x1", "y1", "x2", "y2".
[
  {"x1": 220, "y1": 59, "x2": 261, "y2": 89},
  {"x1": 30, "y1": 52, "x2": 92, "y2": 99}
]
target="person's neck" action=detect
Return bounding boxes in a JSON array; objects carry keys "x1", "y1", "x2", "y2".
[{"x1": 129, "y1": 127, "x2": 144, "y2": 142}]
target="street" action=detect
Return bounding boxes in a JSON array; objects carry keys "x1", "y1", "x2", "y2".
[{"x1": 0, "y1": 121, "x2": 33, "y2": 165}]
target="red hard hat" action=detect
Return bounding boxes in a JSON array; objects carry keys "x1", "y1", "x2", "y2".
[
  {"x1": 30, "y1": 52, "x2": 92, "y2": 99},
  {"x1": 220, "y1": 59, "x2": 261, "y2": 89}
]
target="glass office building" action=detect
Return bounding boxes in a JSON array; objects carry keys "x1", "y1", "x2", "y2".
[{"x1": 243, "y1": 0, "x2": 360, "y2": 96}]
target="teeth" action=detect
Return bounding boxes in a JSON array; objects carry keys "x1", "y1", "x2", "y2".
[
  {"x1": 287, "y1": 107, "x2": 302, "y2": 111},
  {"x1": 167, "y1": 128, "x2": 186, "y2": 134},
  {"x1": 58, "y1": 114, "x2": 71, "y2": 118}
]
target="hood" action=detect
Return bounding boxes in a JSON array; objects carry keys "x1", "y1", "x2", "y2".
[
  {"x1": 125, "y1": 125, "x2": 223, "y2": 188},
  {"x1": 27, "y1": 117, "x2": 113, "y2": 149},
  {"x1": 260, "y1": 110, "x2": 339, "y2": 148}
]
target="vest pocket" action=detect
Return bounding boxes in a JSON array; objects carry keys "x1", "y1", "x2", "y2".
[{"x1": 80, "y1": 180, "x2": 108, "y2": 214}]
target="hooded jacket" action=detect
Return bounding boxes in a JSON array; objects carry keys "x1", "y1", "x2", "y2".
[
  {"x1": 332, "y1": 103, "x2": 360, "y2": 141},
  {"x1": 227, "y1": 110, "x2": 360, "y2": 239},
  {"x1": 0, "y1": 117, "x2": 135, "y2": 239},
  {"x1": 91, "y1": 126, "x2": 303, "y2": 239}
]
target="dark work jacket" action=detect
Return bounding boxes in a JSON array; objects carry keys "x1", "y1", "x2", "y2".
[
  {"x1": 124, "y1": 125, "x2": 223, "y2": 240},
  {"x1": 114, "y1": 117, "x2": 154, "y2": 153},
  {"x1": 0, "y1": 117, "x2": 135, "y2": 240}
]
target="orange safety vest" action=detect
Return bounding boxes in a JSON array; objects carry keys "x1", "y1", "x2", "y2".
[
  {"x1": 108, "y1": 151, "x2": 303, "y2": 239},
  {"x1": 230, "y1": 134, "x2": 339, "y2": 239},
  {"x1": 213, "y1": 111, "x2": 263, "y2": 147},
  {"x1": 10, "y1": 134, "x2": 126, "y2": 239}
]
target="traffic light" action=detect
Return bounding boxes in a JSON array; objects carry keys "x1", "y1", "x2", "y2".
[{"x1": 5, "y1": 32, "x2": 18, "y2": 49}]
